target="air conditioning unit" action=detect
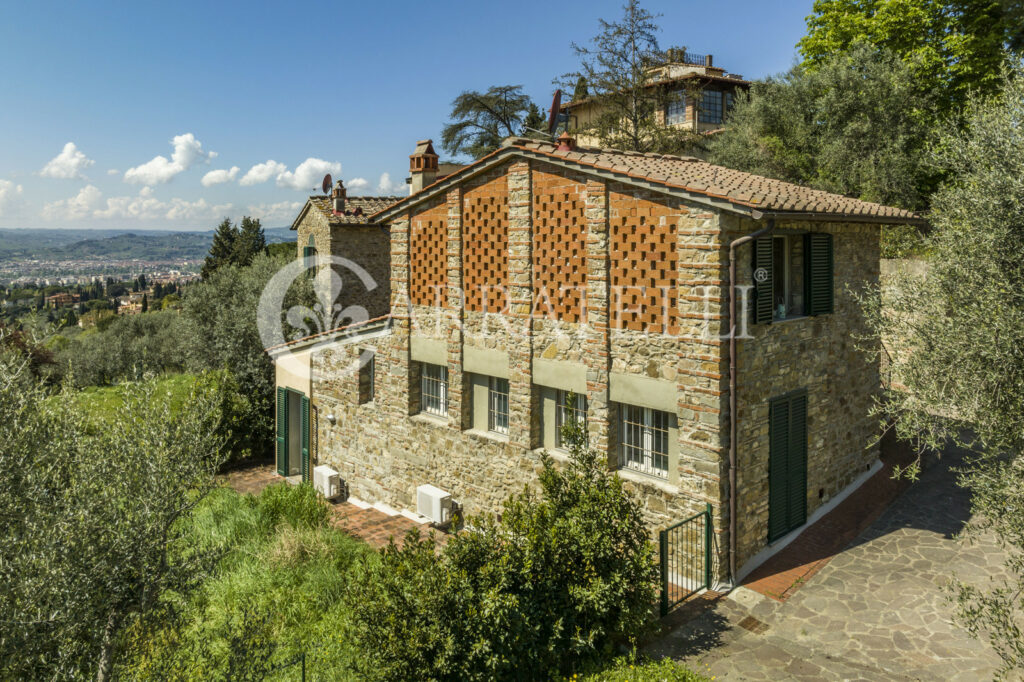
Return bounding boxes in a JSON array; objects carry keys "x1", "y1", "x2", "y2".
[
  {"x1": 417, "y1": 484, "x2": 452, "y2": 525},
  {"x1": 313, "y1": 465, "x2": 343, "y2": 500}
]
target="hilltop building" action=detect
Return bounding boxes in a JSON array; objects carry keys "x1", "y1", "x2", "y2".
[{"x1": 271, "y1": 135, "x2": 923, "y2": 586}]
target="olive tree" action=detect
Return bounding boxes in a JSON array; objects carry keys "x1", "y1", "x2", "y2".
[
  {"x1": 861, "y1": 68, "x2": 1024, "y2": 675},
  {"x1": 0, "y1": 336, "x2": 227, "y2": 681}
]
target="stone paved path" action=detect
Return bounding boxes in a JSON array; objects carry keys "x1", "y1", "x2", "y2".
[{"x1": 650, "y1": 445, "x2": 1019, "y2": 681}]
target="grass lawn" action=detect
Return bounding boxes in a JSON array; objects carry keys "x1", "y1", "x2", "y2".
[{"x1": 66, "y1": 372, "x2": 198, "y2": 423}]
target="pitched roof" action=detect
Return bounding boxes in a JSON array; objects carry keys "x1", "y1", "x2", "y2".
[
  {"x1": 371, "y1": 138, "x2": 924, "y2": 225},
  {"x1": 292, "y1": 195, "x2": 404, "y2": 229}
]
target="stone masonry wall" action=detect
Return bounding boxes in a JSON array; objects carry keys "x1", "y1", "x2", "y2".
[
  {"x1": 730, "y1": 215, "x2": 882, "y2": 571},
  {"x1": 294, "y1": 207, "x2": 391, "y2": 322}
]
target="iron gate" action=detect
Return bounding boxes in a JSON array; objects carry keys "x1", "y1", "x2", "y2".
[{"x1": 659, "y1": 503, "x2": 713, "y2": 616}]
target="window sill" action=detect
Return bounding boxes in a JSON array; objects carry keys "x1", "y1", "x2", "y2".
[
  {"x1": 410, "y1": 412, "x2": 449, "y2": 428},
  {"x1": 465, "y1": 428, "x2": 510, "y2": 445},
  {"x1": 532, "y1": 447, "x2": 571, "y2": 464},
  {"x1": 616, "y1": 467, "x2": 680, "y2": 494},
  {"x1": 771, "y1": 314, "x2": 809, "y2": 325}
]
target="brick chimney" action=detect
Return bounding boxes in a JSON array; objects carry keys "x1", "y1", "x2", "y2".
[
  {"x1": 556, "y1": 131, "x2": 575, "y2": 152},
  {"x1": 332, "y1": 179, "x2": 346, "y2": 213},
  {"x1": 409, "y1": 139, "x2": 439, "y2": 193},
  {"x1": 704, "y1": 54, "x2": 713, "y2": 68}
]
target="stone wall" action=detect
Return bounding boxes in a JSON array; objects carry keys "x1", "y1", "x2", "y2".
[
  {"x1": 730, "y1": 216, "x2": 882, "y2": 570},
  {"x1": 293, "y1": 205, "x2": 391, "y2": 322}
]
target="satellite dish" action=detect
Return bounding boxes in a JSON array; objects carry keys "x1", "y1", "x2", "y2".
[
  {"x1": 548, "y1": 89, "x2": 563, "y2": 135},
  {"x1": 322, "y1": 173, "x2": 333, "y2": 195}
]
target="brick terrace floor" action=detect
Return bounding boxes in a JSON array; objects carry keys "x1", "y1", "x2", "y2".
[
  {"x1": 741, "y1": 432, "x2": 917, "y2": 601},
  {"x1": 220, "y1": 464, "x2": 443, "y2": 549}
]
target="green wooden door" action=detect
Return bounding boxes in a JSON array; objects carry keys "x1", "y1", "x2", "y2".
[
  {"x1": 276, "y1": 387, "x2": 288, "y2": 476},
  {"x1": 768, "y1": 391, "x2": 808, "y2": 542},
  {"x1": 300, "y1": 395, "x2": 310, "y2": 483}
]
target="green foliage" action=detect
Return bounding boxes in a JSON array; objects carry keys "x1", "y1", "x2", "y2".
[
  {"x1": 707, "y1": 43, "x2": 939, "y2": 212},
  {"x1": 345, "y1": 417, "x2": 658, "y2": 681},
  {"x1": 798, "y1": 0, "x2": 1024, "y2": 120},
  {"x1": 861, "y1": 67, "x2": 1024, "y2": 676},
  {"x1": 441, "y1": 85, "x2": 536, "y2": 158},
  {"x1": 560, "y1": 0, "x2": 701, "y2": 154},
  {"x1": 201, "y1": 216, "x2": 266, "y2": 279},
  {"x1": 120, "y1": 484, "x2": 373, "y2": 681},
  {"x1": 522, "y1": 101, "x2": 548, "y2": 138},
  {"x1": 577, "y1": 654, "x2": 709, "y2": 681},
  {"x1": 0, "y1": 342, "x2": 228, "y2": 681}
]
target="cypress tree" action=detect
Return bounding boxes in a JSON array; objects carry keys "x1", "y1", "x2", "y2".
[{"x1": 233, "y1": 216, "x2": 266, "y2": 267}]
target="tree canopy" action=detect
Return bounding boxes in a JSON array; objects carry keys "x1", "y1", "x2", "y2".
[
  {"x1": 798, "y1": 0, "x2": 1024, "y2": 117},
  {"x1": 440, "y1": 85, "x2": 535, "y2": 158},
  {"x1": 862, "y1": 67, "x2": 1024, "y2": 675},
  {"x1": 559, "y1": 0, "x2": 700, "y2": 154},
  {"x1": 201, "y1": 216, "x2": 266, "y2": 279}
]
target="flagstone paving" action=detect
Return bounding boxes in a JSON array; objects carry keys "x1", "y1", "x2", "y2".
[{"x1": 650, "y1": 445, "x2": 1019, "y2": 681}]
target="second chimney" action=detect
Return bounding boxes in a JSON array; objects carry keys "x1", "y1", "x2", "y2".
[
  {"x1": 332, "y1": 180, "x2": 347, "y2": 213},
  {"x1": 409, "y1": 139, "x2": 439, "y2": 193}
]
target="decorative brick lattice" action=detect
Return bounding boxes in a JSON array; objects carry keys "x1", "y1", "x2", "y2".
[
  {"x1": 609, "y1": 191, "x2": 679, "y2": 334},
  {"x1": 462, "y1": 174, "x2": 509, "y2": 312},
  {"x1": 409, "y1": 201, "x2": 448, "y2": 306},
  {"x1": 533, "y1": 169, "x2": 587, "y2": 322}
]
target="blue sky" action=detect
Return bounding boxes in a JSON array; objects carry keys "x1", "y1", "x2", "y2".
[{"x1": 0, "y1": 0, "x2": 813, "y2": 230}]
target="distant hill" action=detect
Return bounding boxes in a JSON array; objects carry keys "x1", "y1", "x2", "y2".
[{"x1": 0, "y1": 227, "x2": 295, "y2": 262}]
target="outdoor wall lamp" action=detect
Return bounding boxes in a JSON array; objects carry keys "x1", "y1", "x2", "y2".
[{"x1": 326, "y1": 414, "x2": 337, "y2": 425}]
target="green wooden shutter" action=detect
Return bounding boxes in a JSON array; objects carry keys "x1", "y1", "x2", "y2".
[
  {"x1": 768, "y1": 396, "x2": 791, "y2": 542},
  {"x1": 276, "y1": 387, "x2": 288, "y2": 476},
  {"x1": 805, "y1": 233, "x2": 834, "y2": 315},
  {"x1": 753, "y1": 236, "x2": 773, "y2": 324},
  {"x1": 787, "y1": 393, "x2": 808, "y2": 530},
  {"x1": 300, "y1": 395, "x2": 310, "y2": 483}
]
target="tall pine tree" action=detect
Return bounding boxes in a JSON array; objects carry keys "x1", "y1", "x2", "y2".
[
  {"x1": 233, "y1": 216, "x2": 266, "y2": 267},
  {"x1": 201, "y1": 218, "x2": 239, "y2": 280}
]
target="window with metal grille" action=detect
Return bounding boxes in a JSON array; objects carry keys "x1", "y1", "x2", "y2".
[
  {"x1": 620, "y1": 405, "x2": 670, "y2": 477},
  {"x1": 488, "y1": 376, "x2": 509, "y2": 435},
  {"x1": 665, "y1": 91, "x2": 687, "y2": 125},
  {"x1": 420, "y1": 363, "x2": 447, "y2": 417},
  {"x1": 358, "y1": 350, "x2": 374, "y2": 404},
  {"x1": 698, "y1": 90, "x2": 723, "y2": 124},
  {"x1": 555, "y1": 390, "x2": 588, "y2": 449}
]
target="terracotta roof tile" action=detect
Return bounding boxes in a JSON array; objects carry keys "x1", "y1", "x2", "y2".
[
  {"x1": 502, "y1": 138, "x2": 922, "y2": 221},
  {"x1": 307, "y1": 195, "x2": 403, "y2": 226}
]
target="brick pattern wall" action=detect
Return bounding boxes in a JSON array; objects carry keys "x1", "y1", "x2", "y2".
[
  {"x1": 463, "y1": 174, "x2": 509, "y2": 313},
  {"x1": 409, "y1": 200, "x2": 448, "y2": 307},
  {"x1": 609, "y1": 190, "x2": 680, "y2": 335},
  {"x1": 532, "y1": 168, "x2": 587, "y2": 322}
]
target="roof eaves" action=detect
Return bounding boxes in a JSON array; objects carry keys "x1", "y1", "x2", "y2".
[
  {"x1": 290, "y1": 200, "x2": 315, "y2": 231},
  {"x1": 267, "y1": 315, "x2": 392, "y2": 355}
]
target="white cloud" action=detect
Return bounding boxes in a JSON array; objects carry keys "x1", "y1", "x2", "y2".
[
  {"x1": 42, "y1": 184, "x2": 230, "y2": 223},
  {"x1": 239, "y1": 160, "x2": 287, "y2": 186},
  {"x1": 107, "y1": 169, "x2": 120, "y2": 176},
  {"x1": 123, "y1": 133, "x2": 215, "y2": 185},
  {"x1": 346, "y1": 177, "x2": 370, "y2": 194},
  {"x1": 275, "y1": 158, "x2": 342, "y2": 191},
  {"x1": 377, "y1": 172, "x2": 404, "y2": 194},
  {"x1": 201, "y1": 166, "x2": 240, "y2": 187},
  {"x1": 246, "y1": 200, "x2": 304, "y2": 224},
  {"x1": 0, "y1": 180, "x2": 24, "y2": 216},
  {"x1": 41, "y1": 184, "x2": 103, "y2": 220},
  {"x1": 40, "y1": 142, "x2": 95, "y2": 179}
]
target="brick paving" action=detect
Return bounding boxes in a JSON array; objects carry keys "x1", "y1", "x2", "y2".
[
  {"x1": 742, "y1": 432, "x2": 917, "y2": 601},
  {"x1": 220, "y1": 464, "x2": 447, "y2": 550},
  {"x1": 649, "y1": 442, "x2": 1016, "y2": 681}
]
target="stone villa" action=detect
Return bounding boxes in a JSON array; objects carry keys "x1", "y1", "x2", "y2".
[
  {"x1": 271, "y1": 135, "x2": 923, "y2": 584},
  {"x1": 561, "y1": 50, "x2": 749, "y2": 146}
]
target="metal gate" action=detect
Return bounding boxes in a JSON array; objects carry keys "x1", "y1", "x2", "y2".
[{"x1": 659, "y1": 503, "x2": 713, "y2": 616}]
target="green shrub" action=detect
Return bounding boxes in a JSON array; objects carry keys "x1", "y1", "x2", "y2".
[
  {"x1": 345, "y1": 422, "x2": 659, "y2": 681},
  {"x1": 254, "y1": 482, "x2": 331, "y2": 535},
  {"x1": 577, "y1": 655, "x2": 710, "y2": 681}
]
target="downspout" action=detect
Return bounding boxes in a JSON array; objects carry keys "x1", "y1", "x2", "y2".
[{"x1": 726, "y1": 217, "x2": 775, "y2": 585}]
